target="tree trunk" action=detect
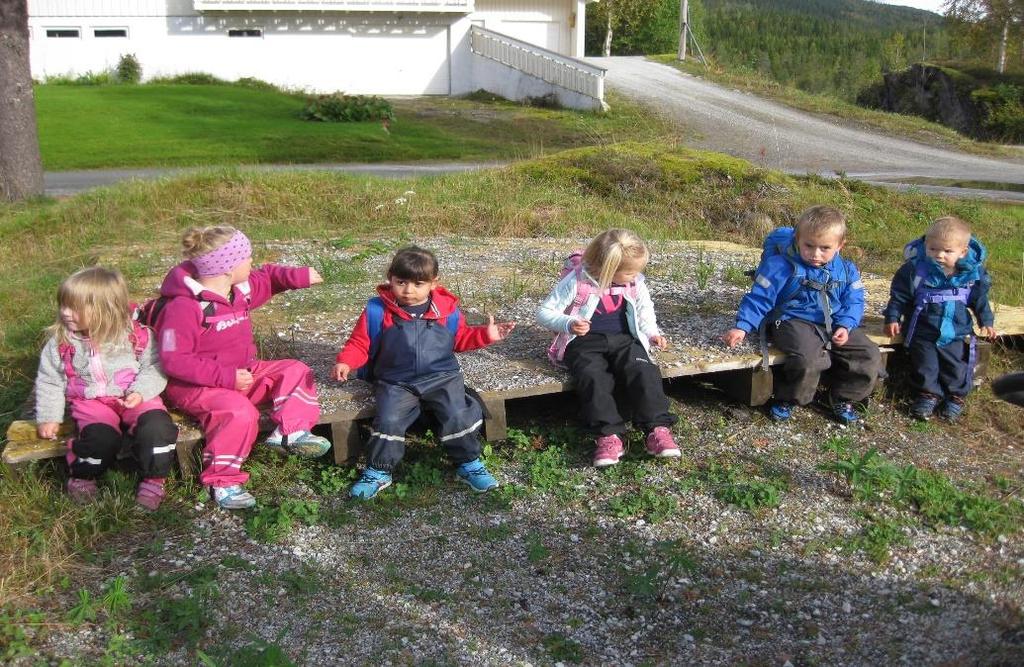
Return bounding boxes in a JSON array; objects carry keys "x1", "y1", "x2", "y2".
[
  {"x1": 603, "y1": 8, "x2": 612, "y2": 57},
  {"x1": 0, "y1": 0, "x2": 44, "y2": 202},
  {"x1": 998, "y1": 19, "x2": 1009, "y2": 73}
]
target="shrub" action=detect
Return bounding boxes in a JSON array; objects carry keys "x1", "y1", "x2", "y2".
[
  {"x1": 115, "y1": 53, "x2": 142, "y2": 84},
  {"x1": 972, "y1": 83, "x2": 1024, "y2": 143},
  {"x1": 44, "y1": 71, "x2": 114, "y2": 85},
  {"x1": 148, "y1": 72, "x2": 226, "y2": 86},
  {"x1": 301, "y1": 93, "x2": 395, "y2": 122}
]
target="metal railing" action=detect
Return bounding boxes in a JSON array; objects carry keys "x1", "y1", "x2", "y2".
[{"x1": 470, "y1": 25, "x2": 605, "y2": 102}]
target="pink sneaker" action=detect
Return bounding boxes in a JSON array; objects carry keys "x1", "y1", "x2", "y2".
[
  {"x1": 645, "y1": 426, "x2": 681, "y2": 458},
  {"x1": 66, "y1": 478, "x2": 98, "y2": 504},
  {"x1": 593, "y1": 434, "x2": 624, "y2": 467},
  {"x1": 136, "y1": 478, "x2": 167, "y2": 511}
]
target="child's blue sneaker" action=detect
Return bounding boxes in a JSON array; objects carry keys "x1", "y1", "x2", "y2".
[
  {"x1": 349, "y1": 467, "x2": 392, "y2": 500},
  {"x1": 939, "y1": 396, "x2": 965, "y2": 423},
  {"x1": 266, "y1": 429, "x2": 332, "y2": 458},
  {"x1": 910, "y1": 393, "x2": 940, "y2": 421},
  {"x1": 456, "y1": 458, "x2": 498, "y2": 493},
  {"x1": 769, "y1": 401, "x2": 794, "y2": 422},
  {"x1": 831, "y1": 401, "x2": 860, "y2": 425},
  {"x1": 210, "y1": 485, "x2": 256, "y2": 510}
]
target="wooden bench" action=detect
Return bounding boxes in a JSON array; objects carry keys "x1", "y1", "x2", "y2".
[{"x1": 5, "y1": 339, "x2": 996, "y2": 471}]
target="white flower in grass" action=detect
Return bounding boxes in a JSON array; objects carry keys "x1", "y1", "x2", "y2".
[
  {"x1": 394, "y1": 197, "x2": 408, "y2": 205},
  {"x1": 374, "y1": 204, "x2": 385, "y2": 211},
  {"x1": 403, "y1": 190, "x2": 416, "y2": 197}
]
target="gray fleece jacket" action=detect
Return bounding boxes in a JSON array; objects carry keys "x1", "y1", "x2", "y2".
[{"x1": 34, "y1": 329, "x2": 168, "y2": 424}]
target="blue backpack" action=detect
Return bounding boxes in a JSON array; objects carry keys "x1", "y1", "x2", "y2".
[
  {"x1": 356, "y1": 296, "x2": 461, "y2": 380},
  {"x1": 751, "y1": 227, "x2": 847, "y2": 370}
]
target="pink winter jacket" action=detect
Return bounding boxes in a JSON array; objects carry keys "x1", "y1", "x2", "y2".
[{"x1": 156, "y1": 262, "x2": 311, "y2": 390}]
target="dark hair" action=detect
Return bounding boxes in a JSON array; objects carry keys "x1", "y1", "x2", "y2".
[{"x1": 387, "y1": 246, "x2": 438, "y2": 281}]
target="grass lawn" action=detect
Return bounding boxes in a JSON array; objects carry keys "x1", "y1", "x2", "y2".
[
  {"x1": 650, "y1": 54, "x2": 1024, "y2": 160},
  {"x1": 35, "y1": 84, "x2": 671, "y2": 171},
  {"x1": 1, "y1": 144, "x2": 1022, "y2": 652}
]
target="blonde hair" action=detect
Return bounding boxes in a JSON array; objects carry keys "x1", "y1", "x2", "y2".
[
  {"x1": 926, "y1": 216, "x2": 971, "y2": 246},
  {"x1": 181, "y1": 225, "x2": 238, "y2": 259},
  {"x1": 52, "y1": 267, "x2": 132, "y2": 349},
  {"x1": 582, "y1": 229, "x2": 649, "y2": 290},
  {"x1": 795, "y1": 205, "x2": 847, "y2": 242}
]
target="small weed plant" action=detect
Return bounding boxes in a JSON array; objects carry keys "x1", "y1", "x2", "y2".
[
  {"x1": 295, "y1": 252, "x2": 367, "y2": 285},
  {"x1": 694, "y1": 245, "x2": 715, "y2": 290},
  {"x1": 821, "y1": 442, "x2": 1024, "y2": 534},
  {"x1": 706, "y1": 463, "x2": 787, "y2": 511},
  {"x1": 244, "y1": 499, "x2": 321, "y2": 543},
  {"x1": 542, "y1": 632, "x2": 583, "y2": 663},
  {"x1": 608, "y1": 488, "x2": 678, "y2": 523},
  {"x1": 841, "y1": 515, "x2": 908, "y2": 564}
]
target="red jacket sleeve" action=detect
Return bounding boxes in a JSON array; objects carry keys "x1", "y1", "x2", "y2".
[
  {"x1": 453, "y1": 311, "x2": 492, "y2": 352},
  {"x1": 336, "y1": 309, "x2": 372, "y2": 370},
  {"x1": 157, "y1": 298, "x2": 236, "y2": 389},
  {"x1": 247, "y1": 265, "x2": 312, "y2": 309}
]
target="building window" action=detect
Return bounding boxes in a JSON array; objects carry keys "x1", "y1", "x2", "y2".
[
  {"x1": 46, "y1": 28, "x2": 80, "y2": 38},
  {"x1": 228, "y1": 29, "x2": 262, "y2": 38},
  {"x1": 94, "y1": 28, "x2": 128, "y2": 38}
]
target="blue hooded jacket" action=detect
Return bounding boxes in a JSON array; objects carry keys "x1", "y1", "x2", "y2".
[
  {"x1": 735, "y1": 236, "x2": 866, "y2": 334},
  {"x1": 883, "y1": 236, "x2": 994, "y2": 346}
]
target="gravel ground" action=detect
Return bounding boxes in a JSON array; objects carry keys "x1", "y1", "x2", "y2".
[{"x1": 22, "y1": 236, "x2": 1023, "y2": 665}]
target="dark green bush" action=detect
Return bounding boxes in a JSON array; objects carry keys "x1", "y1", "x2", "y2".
[
  {"x1": 300, "y1": 93, "x2": 395, "y2": 122},
  {"x1": 972, "y1": 84, "x2": 1024, "y2": 143},
  {"x1": 116, "y1": 53, "x2": 141, "y2": 84}
]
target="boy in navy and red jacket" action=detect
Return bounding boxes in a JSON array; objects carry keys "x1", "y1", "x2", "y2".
[{"x1": 332, "y1": 246, "x2": 515, "y2": 499}]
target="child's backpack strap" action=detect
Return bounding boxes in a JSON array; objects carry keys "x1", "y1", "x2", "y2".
[
  {"x1": 356, "y1": 297, "x2": 386, "y2": 381},
  {"x1": 57, "y1": 342, "x2": 76, "y2": 381}
]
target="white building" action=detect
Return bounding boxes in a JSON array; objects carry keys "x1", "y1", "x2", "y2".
[{"x1": 27, "y1": 0, "x2": 605, "y2": 109}]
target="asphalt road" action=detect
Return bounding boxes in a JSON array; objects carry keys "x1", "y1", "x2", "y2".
[
  {"x1": 591, "y1": 56, "x2": 1024, "y2": 201},
  {"x1": 43, "y1": 162, "x2": 507, "y2": 197}
]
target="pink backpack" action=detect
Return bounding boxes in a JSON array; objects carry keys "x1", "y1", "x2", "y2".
[{"x1": 546, "y1": 252, "x2": 639, "y2": 365}]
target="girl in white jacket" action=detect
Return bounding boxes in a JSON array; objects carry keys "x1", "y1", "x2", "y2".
[
  {"x1": 35, "y1": 267, "x2": 178, "y2": 509},
  {"x1": 537, "y1": 229, "x2": 680, "y2": 467}
]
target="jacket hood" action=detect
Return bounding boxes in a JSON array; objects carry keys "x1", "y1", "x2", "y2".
[
  {"x1": 904, "y1": 235, "x2": 987, "y2": 285},
  {"x1": 374, "y1": 283, "x2": 461, "y2": 319},
  {"x1": 160, "y1": 261, "x2": 250, "y2": 303}
]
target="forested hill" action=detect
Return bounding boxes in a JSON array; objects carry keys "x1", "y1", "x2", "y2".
[
  {"x1": 706, "y1": 0, "x2": 942, "y2": 30},
  {"x1": 699, "y1": 0, "x2": 950, "y2": 99}
]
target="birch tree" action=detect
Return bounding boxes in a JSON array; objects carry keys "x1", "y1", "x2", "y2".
[{"x1": 945, "y1": 0, "x2": 1023, "y2": 72}]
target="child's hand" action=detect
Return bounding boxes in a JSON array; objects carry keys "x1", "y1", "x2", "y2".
[
  {"x1": 332, "y1": 363, "x2": 351, "y2": 382},
  {"x1": 721, "y1": 328, "x2": 746, "y2": 348},
  {"x1": 486, "y1": 315, "x2": 516, "y2": 342},
  {"x1": 37, "y1": 422, "x2": 60, "y2": 440},
  {"x1": 649, "y1": 335, "x2": 668, "y2": 350},
  {"x1": 883, "y1": 322, "x2": 900, "y2": 338},
  {"x1": 832, "y1": 327, "x2": 849, "y2": 346},
  {"x1": 570, "y1": 318, "x2": 591, "y2": 336},
  {"x1": 235, "y1": 369, "x2": 254, "y2": 392},
  {"x1": 121, "y1": 392, "x2": 143, "y2": 409},
  {"x1": 308, "y1": 268, "x2": 324, "y2": 286},
  {"x1": 980, "y1": 325, "x2": 997, "y2": 340}
]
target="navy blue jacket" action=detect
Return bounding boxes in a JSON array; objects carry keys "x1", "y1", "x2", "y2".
[{"x1": 883, "y1": 236, "x2": 994, "y2": 345}]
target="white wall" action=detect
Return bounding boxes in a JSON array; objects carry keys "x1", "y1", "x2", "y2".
[
  {"x1": 471, "y1": 0, "x2": 576, "y2": 56},
  {"x1": 29, "y1": 12, "x2": 454, "y2": 94}
]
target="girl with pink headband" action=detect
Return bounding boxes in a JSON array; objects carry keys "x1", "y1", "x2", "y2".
[{"x1": 154, "y1": 225, "x2": 330, "y2": 509}]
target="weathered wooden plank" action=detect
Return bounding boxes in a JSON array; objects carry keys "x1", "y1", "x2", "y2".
[{"x1": 479, "y1": 395, "x2": 509, "y2": 442}]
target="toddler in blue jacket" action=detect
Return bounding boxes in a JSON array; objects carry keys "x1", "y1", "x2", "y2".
[
  {"x1": 883, "y1": 216, "x2": 996, "y2": 422},
  {"x1": 722, "y1": 206, "x2": 881, "y2": 423}
]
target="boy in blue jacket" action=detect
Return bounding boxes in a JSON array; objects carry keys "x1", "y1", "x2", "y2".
[
  {"x1": 883, "y1": 216, "x2": 996, "y2": 422},
  {"x1": 722, "y1": 206, "x2": 881, "y2": 423}
]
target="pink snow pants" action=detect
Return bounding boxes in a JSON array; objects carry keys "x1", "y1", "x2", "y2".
[{"x1": 164, "y1": 359, "x2": 320, "y2": 487}]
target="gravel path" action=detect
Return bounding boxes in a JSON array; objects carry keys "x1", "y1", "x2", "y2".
[
  {"x1": 592, "y1": 57, "x2": 1024, "y2": 194},
  {"x1": 19, "y1": 236, "x2": 1023, "y2": 666}
]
